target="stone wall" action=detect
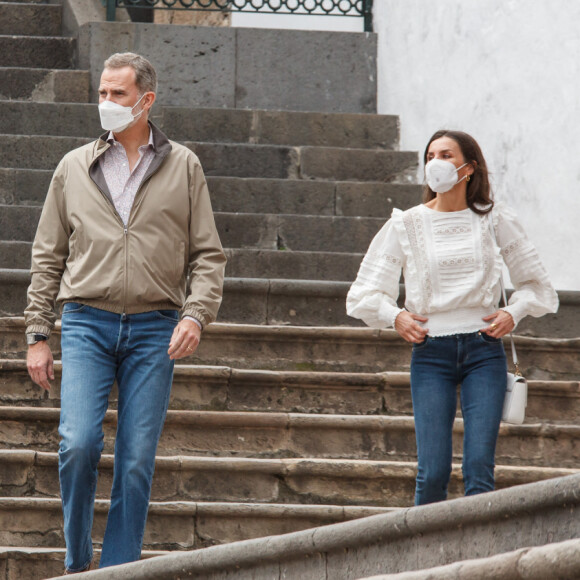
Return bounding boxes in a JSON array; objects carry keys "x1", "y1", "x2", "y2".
[
  {"x1": 78, "y1": 22, "x2": 377, "y2": 113},
  {"x1": 374, "y1": 0, "x2": 580, "y2": 291}
]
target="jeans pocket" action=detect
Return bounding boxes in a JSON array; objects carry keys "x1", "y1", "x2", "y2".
[
  {"x1": 154, "y1": 310, "x2": 179, "y2": 323},
  {"x1": 478, "y1": 332, "x2": 502, "y2": 344},
  {"x1": 412, "y1": 336, "x2": 431, "y2": 350},
  {"x1": 62, "y1": 302, "x2": 87, "y2": 314}
]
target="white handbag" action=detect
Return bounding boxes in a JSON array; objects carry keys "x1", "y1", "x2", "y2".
[{"x1": 489, "y1": 214, "x2": 527, "y2": 425}]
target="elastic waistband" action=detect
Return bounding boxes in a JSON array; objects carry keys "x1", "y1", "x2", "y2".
[{"x1": 419, "y1": 306, "x2": 496, "y2": 337}]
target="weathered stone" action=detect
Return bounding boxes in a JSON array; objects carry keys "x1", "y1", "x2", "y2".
[
  {"x1": 300, "y1": 147, "x2": 418, "y2": 182},
  {"x1": 0, "y1": 3, "x2": 62, "y2": 36},
  {"x1": 0, "y1": 169, "x2": 52, "y2": 206},
  {"x1": 161, "y1": 108, "x2": 398, "y2": 149},
  {"x1": 224, "y1": 248, "x2": 363, "y2": 281},
  {"x1": 0, "y1": 36, "x2": 75, "y2": 69},
  {"x1": 0, "y1": 206, "x2": 41, "y2": 242},
  {"x1": 0, "y1": 243, "x2": 31, "y2": 269},
  {"x1": 234, "y1": 28, "x2": 377, "y2": 114},
  {"x1": 0, "y1": 69, "x2": 89, "y2": 103},
  {"x1": 50, "y1": 474, "x2": 580, "y2": 580}
]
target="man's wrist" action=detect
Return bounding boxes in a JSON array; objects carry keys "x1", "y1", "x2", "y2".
[
  {"x1": 26, "y1": 333, "x2": 48, "y2": 346},
  {"x1": 183, "y1": 316, "x2": 202, "y2": 330}
]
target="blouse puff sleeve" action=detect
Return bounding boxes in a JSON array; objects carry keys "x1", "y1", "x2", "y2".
[
  {"x1": 494, "y1": 202, "x2": 559, "y2": 327},
  {"x1": 346, "y1": 210, "x2": 405, "y2": 329}
]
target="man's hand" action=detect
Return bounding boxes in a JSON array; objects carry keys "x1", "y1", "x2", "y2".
[
  {"x1": 168, "y1": 318, "x2": 202, "y2": 360},
  {"x1": 27, "y1": 342, "x2": 54, "y2": 391},
  {"x1": 394, "y1": 311, "x2": 429, "y2": 343}
]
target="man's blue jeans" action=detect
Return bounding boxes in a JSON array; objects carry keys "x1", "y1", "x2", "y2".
[
  {"x1": 59, "y1": 303, "x2": 177, "y2": 572},
  {"x1": 410, "y1": 332, "x2": 507, "y2": 506}
]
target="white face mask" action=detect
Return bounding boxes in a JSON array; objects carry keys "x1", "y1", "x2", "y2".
[
  {"x1": 98, "y1": 93, "x2": 147, "y2": 133},
  {"x1": 425, "y1": 159, "x2": 468, "y2": 193}
]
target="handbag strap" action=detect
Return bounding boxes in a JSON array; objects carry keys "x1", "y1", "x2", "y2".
[{"x1": 488, "y1": 212, "x2": 521, "y2": 375}]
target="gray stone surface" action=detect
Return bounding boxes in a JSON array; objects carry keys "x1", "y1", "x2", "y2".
[
  {"x1": 223, "y1": 249, "x2": 363, "y2": 281},
  {"x1": 0, "y1": 243, "x2": 31, "y2": 269},
  {"x1": 78, "y1": 23, "x2": 377, "y2": 113},
  {"x1": 0, "y1": 102, "x2": 393, "y2": 146},
  {"x1": 0, "y1": 169, "x2": 52, "y2": 206},
  {"x1": 4, "y1": 316, "x2": 579, "y2": 379},
  {"x1": 361, "y1": 538, "x2": 580, "y2": 579},
  {"x1": 48, "y1": 474, "x2": 580, "y2": 579},
  {"x1": 0, "y1": 3, "x2": 62, "y2": 36},
  {"x1": 0, "y1": 36, "x2": 75, "y2": 69},
  {"x1": 79, "y1": 22, "x2": 238, "y2": 109},
  {"x1": 159, "y1": 108, "x2": 398, "y2": 149},
  {"x1": 215, "y1": 213, "x2": 385, "y2": 253},
  {"x1": 0, "y1": 135, "x2": 416, "y2": 180},
  {"x1": 235, "y1": 28, "x2": 377, "y2": 113},
  {"x1": 0, "y1": 206, "x2": 41, "y2": 242},
  {"x1": 300, "y1": 146, "x2": 418, "y2": 182},
  {"x1": 0, "y1": 69, "x2": 89, "y2": 103},
  {"x1": 3, "y1": 356, "x2": 578, "y2": 424}
]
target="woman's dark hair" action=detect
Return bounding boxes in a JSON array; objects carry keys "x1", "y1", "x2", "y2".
[{"x1": 423, "y1": 130, "x2": 493, "y2": 215}]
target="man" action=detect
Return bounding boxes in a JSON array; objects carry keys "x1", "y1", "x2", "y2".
[{"x1": 25, "y1": 53, "x2": 226, "y2": 573}]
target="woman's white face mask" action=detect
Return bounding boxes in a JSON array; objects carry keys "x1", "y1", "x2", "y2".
[
  {"x1": 98, "y1": 93, "x2": 147, "y2": 133},
  {"x1": 425, "y1": 159, "x2": 468, "y2": 193}
]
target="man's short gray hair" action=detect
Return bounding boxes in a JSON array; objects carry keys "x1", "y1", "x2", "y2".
[{"x1": 104, "y1": 52, "x2": 158, "y2": 94}]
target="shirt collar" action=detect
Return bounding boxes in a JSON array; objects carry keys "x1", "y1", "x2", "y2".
[{"x1": 106, "y1": 125, "x2": 155, "y2": 151}]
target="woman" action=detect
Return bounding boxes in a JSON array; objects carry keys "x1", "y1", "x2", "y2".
[{"x1": 346, "y1": 130, "x2": 558, "y2": 505}]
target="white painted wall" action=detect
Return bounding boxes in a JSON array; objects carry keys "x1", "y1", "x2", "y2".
[{"x1": 375, "y1": 0, "x2": 580, "y2": 290}]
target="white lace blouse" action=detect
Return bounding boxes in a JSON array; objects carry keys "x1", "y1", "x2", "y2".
[{"x1": 346, "y1": 202, "x2": 558, "y2": 337}]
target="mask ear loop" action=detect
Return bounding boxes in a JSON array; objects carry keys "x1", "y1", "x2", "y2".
[{"x1": 131, "y1": 93, "x2": 148, "y2": 121}]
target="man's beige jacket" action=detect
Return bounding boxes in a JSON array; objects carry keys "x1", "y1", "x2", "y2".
[{"x1": 25, "y1": 123, "x2": 226, "y2": 336}]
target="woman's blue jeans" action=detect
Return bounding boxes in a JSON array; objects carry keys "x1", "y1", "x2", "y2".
[
  {"x1": 59, "y1": 303, "x2": 177, "y2": 572},
  {"x1": 410, "y1": 332, "x2": 507, "y2": 506}
]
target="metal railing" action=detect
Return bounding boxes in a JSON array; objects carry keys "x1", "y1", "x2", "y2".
[{"x1": 103, "y1": 0, "x2": 373, "y2": 32}]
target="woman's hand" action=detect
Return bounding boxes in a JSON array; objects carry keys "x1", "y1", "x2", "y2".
[
  {"x1": 481, "y1": 310, "x2": 515, "y2": 338},
  {"x1": 394, "y1": 311, "x2": 429, "y2": 343}
]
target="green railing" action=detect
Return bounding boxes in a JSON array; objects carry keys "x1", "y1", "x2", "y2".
[{"x1": 103, "y1": 0, "x2": 373, "y2": 32}]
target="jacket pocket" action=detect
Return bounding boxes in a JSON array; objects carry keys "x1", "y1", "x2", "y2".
[{"x1": 175, "y1": 240, "x2": 186, "y2": 279}]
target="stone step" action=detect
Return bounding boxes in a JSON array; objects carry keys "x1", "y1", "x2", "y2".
[
  {"x1": 0, "y1": 102, "x2": 400, "y2": 150},
  {"x1": 224, "y1": 248, "x2": 362, "y2": 280},
  {"x1": 3, "y1": 360, "x2": 579, "y2": 425},
  {"x1": 160, "y1": 107, "x2": 400, "y2": 150},
  {"x1": 1, "y1": 265, "x2": 578, "y2": 335},
  {"x1": 363, "y1": 538, "x2": 580, "y2": 580},
  {"x1": 0, "y1": 406, "x2": 579, "y2": 468},
  {"x1": 0, "y1": 547, "x2": 165, "y2": 580},
  {"x1": 0, "y1": 168, "x2": 422, "y2": 217},
  {"x1": 0, "y1": 451, "x2": 575, "y2": 509},
  {"x1": 0, "y1": 3, "x2": 62, "y2": 36},
  {"x1": 0, "y1": 204, "x2": 385, "y2": 253},
  {"x1": 0, "y1": 68, "x2": 89, "y2": 102},
  {"x1": 0, "y1": 270, "x2": 366, "y2": 326},
  {"x1": 81, "y1": 473, "x2": 580, "y2": 580},
  {"x1": 2, "y1": 318, "x2": 579, "y2": 378},
  {"x1": 0, "y1": 497, "x2": 390, "y2": 551},
  {"x1": 0, "y1": 135, "x2": 418, "y2": 181},
  {"x1": 0, "y1": 36, "x2": 74, "y2": 69},
  {"x1": 208, "y1": 178, "x2": 422, "y2": 218},
  {"x1": 0, "y1": 244, "x2": 363, "y2": 280}
]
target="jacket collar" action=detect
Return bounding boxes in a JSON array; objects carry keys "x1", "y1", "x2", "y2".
[{"x1": 90, "y1": 122, "x2": 173, "y2": 202}]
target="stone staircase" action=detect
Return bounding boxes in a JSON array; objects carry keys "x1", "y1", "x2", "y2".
[{"x1": 1, "y1": 1, "x2": 580, "y2": 579}]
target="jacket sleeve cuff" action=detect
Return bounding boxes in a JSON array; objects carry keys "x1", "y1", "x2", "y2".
[
  {"x1": 181, "y1": 308, "x2": 210, "y2": 330},
  {"x1": 25, "y1": 324, "x2": 53, "y2": 338}
]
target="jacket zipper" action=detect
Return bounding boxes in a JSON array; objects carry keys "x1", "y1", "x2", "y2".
[{"x1": 89, "y1": 139, "x2": 169, "y2": 314}]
